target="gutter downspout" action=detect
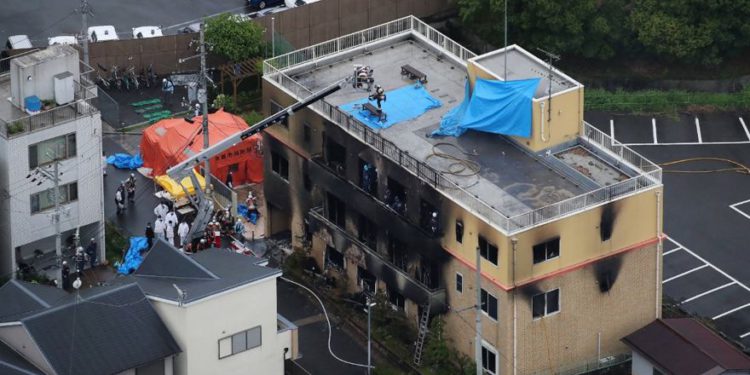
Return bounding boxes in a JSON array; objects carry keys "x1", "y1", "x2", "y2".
[
  {"x1": 655, "y1": 191, "x2": 662, "y2": 318},
  {"x1": 539, "y1": 101, "x2": 548, "y2": 143},
  {"x1": 511, "y1": 237, "x2": 518, "y2": 375}
]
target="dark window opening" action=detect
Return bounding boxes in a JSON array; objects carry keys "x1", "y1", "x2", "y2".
[
  {"x1": 533, "y1": 238, "x2": 560, "y2": 264},
  {"x1": 358, "y1": 214, "x2": 377, "y2": 249},
  {"x1": 270, "y1": 100, "x2": 288, "y2": 127},
  {"x1": 303, "y1": 122, "x2": 311, "y2": 142},
  {"x1": 455, "y1": 220, "x2": 464, "y2": 243},
  {"x1": 416, "y1": 257, "x2": 439, "y2": 290},
  {"x1": 481, "y1": 345, "x2": 498, "y2": 375},
  {"x1": 384, "y1": 178, "x2": 407, "y2": 215},
  {"x1": 478, "y1": 235, "x2": 499, "y2": 265},
  {"x1": 324, "y1": 137, "x2": 347, "y2": 176},
  {"x1": 419, "y1": 199, "x2": 440, "y2": 235},
  {"x1": 480, "y1": 288, "x2": 498, "y2": 320},
  {"x1": 387, "y1": 285, "x2": 405, "y2": 310},
  {"x1": 325, "y1": 245, "x2": 344, "y2": 270},
  {"x1": 271, "y1": 152, "x2": 289, "y2": 181},
  {"x1": 29, "y1": 133, "x2": 77, "y2": 169},
  {"x1": 358, "y1": 159, "x2": 378, "y2": 195},
  {"x1": 31, "y1": 182, "x2": 78, "y2": 214},
  {"x1": 326, "y1": 193, "x2": 346, "y2": 227},
  {"x1": 532, "y1": 289, "x2": 560, "y2": 319},
  {"x1": 456, "y1": 273, "x2": 463, "y2": 293},
  {"x1": 387, "y1": 237, "x2": 408, "y2": 272},
  {"x1": 303, "y1": 172, "x2": 311, "y2": 191},
  {"x1": 358, "y1": 266, "x2": 376, "y2": 295}
]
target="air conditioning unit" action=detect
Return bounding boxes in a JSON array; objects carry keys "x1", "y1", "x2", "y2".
[{"x1": 53, "y1": 72, "x2": 74, "y2": 105}]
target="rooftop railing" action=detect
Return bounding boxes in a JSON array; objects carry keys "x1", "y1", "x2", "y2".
[{"x1": 263, "y1": 18, "x2": 661, "y2": 234}]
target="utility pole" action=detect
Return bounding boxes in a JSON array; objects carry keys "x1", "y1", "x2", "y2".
[
  {"x1": 27, "y1": 153, "x2": 64, "y2": 288},
  {"x1": 79, "y1": 0, "x2": 92, "y2": 66},
  {"x1": 536, "y1": 47, "x2": 560, "y2": 124},
  {"x1": 504, "y1": 0, "x2": 508, "y2": 81},
  {"x1": 199, "y1": 19, "x2": 211, "y2": 189},
  {"x1": 475, "y1": 246, "x2": 483, "y2": 375},
  {"x1": 271, "y1": 17, "x2": 276, "y2": 58}
]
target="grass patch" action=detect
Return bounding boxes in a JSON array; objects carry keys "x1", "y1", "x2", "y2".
[
  {"x1": 105, "y1": 221, "x2": 128, "y2": 266},
  {"x1": 585, "y1": 87, "x2": 750, "y2": 115}
]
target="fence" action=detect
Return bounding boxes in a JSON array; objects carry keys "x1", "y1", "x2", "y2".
[
  {"x1": 263, "y1": 17, "x2": 662, "y2": 234},
  {"x1": 529, "y1": 353, "x2": 631, "y2": 375}
]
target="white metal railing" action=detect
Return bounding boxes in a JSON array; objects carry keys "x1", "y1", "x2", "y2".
[{"x1": 262, "y1": 20, "x2": 661, "y2": 235}]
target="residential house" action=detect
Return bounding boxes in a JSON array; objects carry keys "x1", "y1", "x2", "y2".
[{"x1": 260, "y1": 15, "x2": 663, "y2": 374}]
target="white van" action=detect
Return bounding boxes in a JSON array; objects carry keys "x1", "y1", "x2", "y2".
[
  {"x1": 88, "y1": 26, "x2": 119, "y2": 42},
  {"x1": 6, "y1": 35, "x2": 33, "y2": 49},
  {"x1": 48, "y1": 36, "x2": 78, "y2": 46},
  {"x1": 132, "y1": 26, "x2": 163, "y2": 39}
]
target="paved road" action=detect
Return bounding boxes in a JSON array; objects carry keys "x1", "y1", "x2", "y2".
[
  {"x1": 586, "y1": 112, "x2": 750, "y2": 348},
  {"x1": 0, "y1": 0, "x2": 251, "y2": 47}
]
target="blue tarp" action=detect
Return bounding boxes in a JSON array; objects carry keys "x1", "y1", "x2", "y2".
[
  {"x1": 117, "y1": 237, "x2": 149, "y2": 275},
  {"x1": 340, "y1": 84, "x2": 442, "y2": 129},
  {"x1": 432, "y1": 77, "x2": 540, "y2": 138},
  {"x1": 107, "y1": 153, "x2": 143, "y2": 170},
  {"x1": 237, "y1": 204, "x2": 258, "y2": 225}
]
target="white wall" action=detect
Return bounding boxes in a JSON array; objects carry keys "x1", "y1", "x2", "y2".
[
  {"x1": 0, "y1": 134, "x2": 12, "y2": 276},
  {"x1": 10, "y1": 46, "x2": 80, "y2": 109},
  {"x1": 4, "y1": 112, "x2": 104, "y2": 262},
  {"x1": 631, "y1": 351, "x2": 654, "y2": 375},
  {"x1": 151, "y1": 275, "x2": 289, "y2": 375},
  {"x1": 0, "y1": 325, "x2": 55, "y2": 375}
]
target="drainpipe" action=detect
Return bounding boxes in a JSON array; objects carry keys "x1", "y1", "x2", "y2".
[
  {"x1": 655, "y1": 191, "x2": 662, "y2": 318},
  {"x1": 540, "y1": 101, "x2": 548, "y2": 143},
  {"x1": 511, "y1": 237, "x2": 518, "y2": 375}
]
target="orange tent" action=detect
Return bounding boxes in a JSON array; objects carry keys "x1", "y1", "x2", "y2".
[{"x1": 140, "y1": 109, "x2": 263, "y2": 185}]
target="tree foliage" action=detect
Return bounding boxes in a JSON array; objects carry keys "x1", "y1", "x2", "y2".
[
  {"x1": 457, "y1": 0, "x2": 750, "y2": 65},
  {"x1": 205, "y1": 13, "x2": 264, "y2": 62}
]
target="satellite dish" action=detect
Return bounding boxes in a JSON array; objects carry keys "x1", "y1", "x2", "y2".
[{"x1": 73, "y1": 278, "x2": 82, "y2": 290}]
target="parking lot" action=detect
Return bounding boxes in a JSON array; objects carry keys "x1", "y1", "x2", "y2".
[{"x1": 586, "y1": 111, "x2": 750, "y2": 348}]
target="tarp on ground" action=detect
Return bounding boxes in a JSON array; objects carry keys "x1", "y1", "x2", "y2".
[
  {"x1": 339, "y1": 84, "x2": 441, "y2": 129},
  {"x1": 117, "y1": 237, "x2": 149, "y2": 274},
  {"x1": 106, "y1": 153, "x2": 143, "y2": 170},
  {"x1": 140, "y1": 109, "x2": 263, "y2": 185},
  {"x1": 432, "y1": 77, "x2": 540, "y2": 138},
  {"x1": 154, "y1": 170, "x2": 206, "y2": 199}
]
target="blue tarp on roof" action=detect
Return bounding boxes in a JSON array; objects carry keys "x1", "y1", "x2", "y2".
[
  {"x1": 117, "y1": 237, "x2": 149, "y2": 275},
  {"x1": 107, "y1": 153, "x2": 143, "y2": 170},
  {"x1": 340, "y1": 84, "x2": 441, "y2": 130},
  {"x1": 432, "y1": 77, "x2": 540, "y2": 138}
]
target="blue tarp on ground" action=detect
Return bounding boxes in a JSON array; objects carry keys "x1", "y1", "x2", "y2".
[
  {"x1": 339, "y1": 84, "x2": 442, "y2": 129},
  {"x1": 107, "y1": 153, "x2": 143, "y2": 170},
  {"x1": 432, "y1": 77, "x2": 540, "y2": 138},
  {"x1": 117, "y1": 237, "x2": 149, "y2": 274},
  {"x1": 237, "y1": 204, "x2": 258, "y2": 225}
]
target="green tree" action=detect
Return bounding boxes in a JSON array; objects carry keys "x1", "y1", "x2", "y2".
[
  {"x1": 205, "y1": 13, "x2": 264, "y2": 62},
  {"x1": 423, "y1": 317, "x2": 475, "y2": 375},
  {"x1": 630, "y1": 0, "x2": 750, "y2": 65}
]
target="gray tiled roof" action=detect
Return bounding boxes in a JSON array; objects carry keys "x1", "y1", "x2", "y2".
[
  {"x1": 0, "y1": 280, "x2": 69, "y2": 322},
  {"x1": 133, "y1": 242, "x2": 280, "y2": 304},
  {"x1": 0, "y1": 341, "x2": 43, "y2": 375},
  {"x1": 3, "y1": 281, "x2": 180, "y2": 375}
]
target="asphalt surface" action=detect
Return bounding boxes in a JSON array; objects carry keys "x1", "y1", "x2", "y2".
[
  {"x1": 0, "y1": 0, "x2": 251, "y2": 47},
  {"x1": 585, "y1": 111, "x2": 750, "y2": 348}
]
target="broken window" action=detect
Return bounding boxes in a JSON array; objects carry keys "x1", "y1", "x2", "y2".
[
  {"x1": 270, "y1": 100, "x2": 288, "y2": 127},
  {"x1": 384, "y1": 178, "x2": 407, "y2": 215},
  {"x1": 359, "y1": 158, "x2": 378, "y2": 195},
  {"x1": 325, "y1": 245, "x2": 345, "y2": 270},
  {"x1": 455, "y1": 220, "x2": 464, "y2": 243},
  {"x1": 533, "y1": 238, "x2": 560, "y2": 264},
  {"x1": 303, "y1": 122, "x2": 312, "y2": 142},
  {"x1": 358, "y1": 214, "x2": 377, "y2": 249},
  {"x1": 271, "y1": 151, "x2": 289, "y2": 181},
  {"x1": 478, "y1": 235, "x2": 499, "y2": 266},
  {"x1": 358, "y1": 266, "x2": 377, "y2": 295},
  {"x1": 532, "y1": 289, "x2": 560, "y2": 319},
  {"x1": 480, "y1": 288, "x2": 498, "y2": 320},
  {"x1": 324, "y1": 137, "x2": 347, "y2": 176},
  {"x1": 416, "y1": 257, "x2": 439, "y2": 290},
  {"x1": 387, "y1": 237, "x2": 408, "y2": 272},
  {"x1": 419, "y1": 199, "x2": 440, "y2": 235},
  {"x1": 456, "y1": 273, "x2": 463, "y2": 294},
  {"x1": 387, "y1": 285, "x2": 405, "y2": 310},
  {"x1": 326, "y1": 192, "x2": 346, "y2": 227}
]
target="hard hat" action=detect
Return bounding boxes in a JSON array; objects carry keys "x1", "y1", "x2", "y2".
[
  {"x1": 91, "y1": 238, "x2": 95, "y2": 242},
  {"x1": 162, "y1": 78, "x2": 167, "y2": 82},
  {"x1": 62, "y1": 261, "x2": 68, "y2": 266},
  {"x1": 432, "y1": 212, "x2": 437, "y2": 217},
  {"x1": 130, "y1": 173, "x2": 135, "y2": 177}
]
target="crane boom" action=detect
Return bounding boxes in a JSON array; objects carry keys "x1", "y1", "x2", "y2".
[{"x1": 166, "y1": 78, "x2": 348, "y2": 242}]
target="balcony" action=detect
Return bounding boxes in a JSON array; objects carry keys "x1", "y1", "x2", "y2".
[{"x1": 309, "y1": 206, "x2": 446, "y2": 314}]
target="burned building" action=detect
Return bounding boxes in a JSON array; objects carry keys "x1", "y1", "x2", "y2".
[{"x1": 261, "y1": 16, "x2": 663, "y2": 375}]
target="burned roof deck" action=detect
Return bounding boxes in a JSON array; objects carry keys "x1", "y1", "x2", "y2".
[{"x1": 286, "y1": 39, "x2": 633, "y2": 217}]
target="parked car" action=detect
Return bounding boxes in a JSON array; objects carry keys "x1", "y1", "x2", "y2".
[
  {"x1": 48, "y1": 36, "x2": 78, "y2": 46},
  {"x1": 5, "y1": 35, "x2": 32, "y2": 49},
  {"x1": 248, "y1": 0, "x2": 284, "y2": 10},
  {"x1": 179, "y1": 22, "x2": 201, "y2": 34},
  {"x1": 88, "y1": 26, "x2": 119, "y2": 42},
  {"x1": 133, "y1": 26, "x2": 163, "y2": 39}
]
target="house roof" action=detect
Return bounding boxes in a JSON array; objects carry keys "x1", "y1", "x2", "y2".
[
  {"x1": 623, "y1": 318, "x2": 750, "y2": 375},
  {"x1": 0, "y1": 280, "x2": 180, "y2": 375},
  {"x1": 133, "y1": 240, "x2": 280, "y2": 304},
  {"x1": 0, "y1": 280, "x2": 69, "y2": 322},
  {"x1": 0, "y1": 341, "x2": 43, "y2": 375}
]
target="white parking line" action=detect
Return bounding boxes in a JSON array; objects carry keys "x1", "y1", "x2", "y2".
[
  {"x1": 729, "y1": 199, "x2": 750, "y2": 220},
  {"x1": 741, "y1": 331, "x2": 750, "y2": 339},
  {"x1": 695, "y1": 117, "x2": 702, "y2": 143},
  {"x1": 681, "y1": 282, "x2": 735, "y2": 304},
  {"x1": 667, "y1": 236, "x2": 750, "y2": 294},
  {"x1": 663, "y1": 264, "x2": 708, "y2": 283},
  {"x1": 621, "y1": 141, "x2": 750, "y2": 146},
  {"x1": 652, "y1": 118, "x2": 658, "y2": 144},
  {"x1": 663, "y1": 247, "x2": 683, "y2": 256},
  {"x1": 713, "y1": 302, "x2": 750, "y2": 320},
  {"x1": 740, "y1": 117, "x2": 750, "y2": 141}
]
